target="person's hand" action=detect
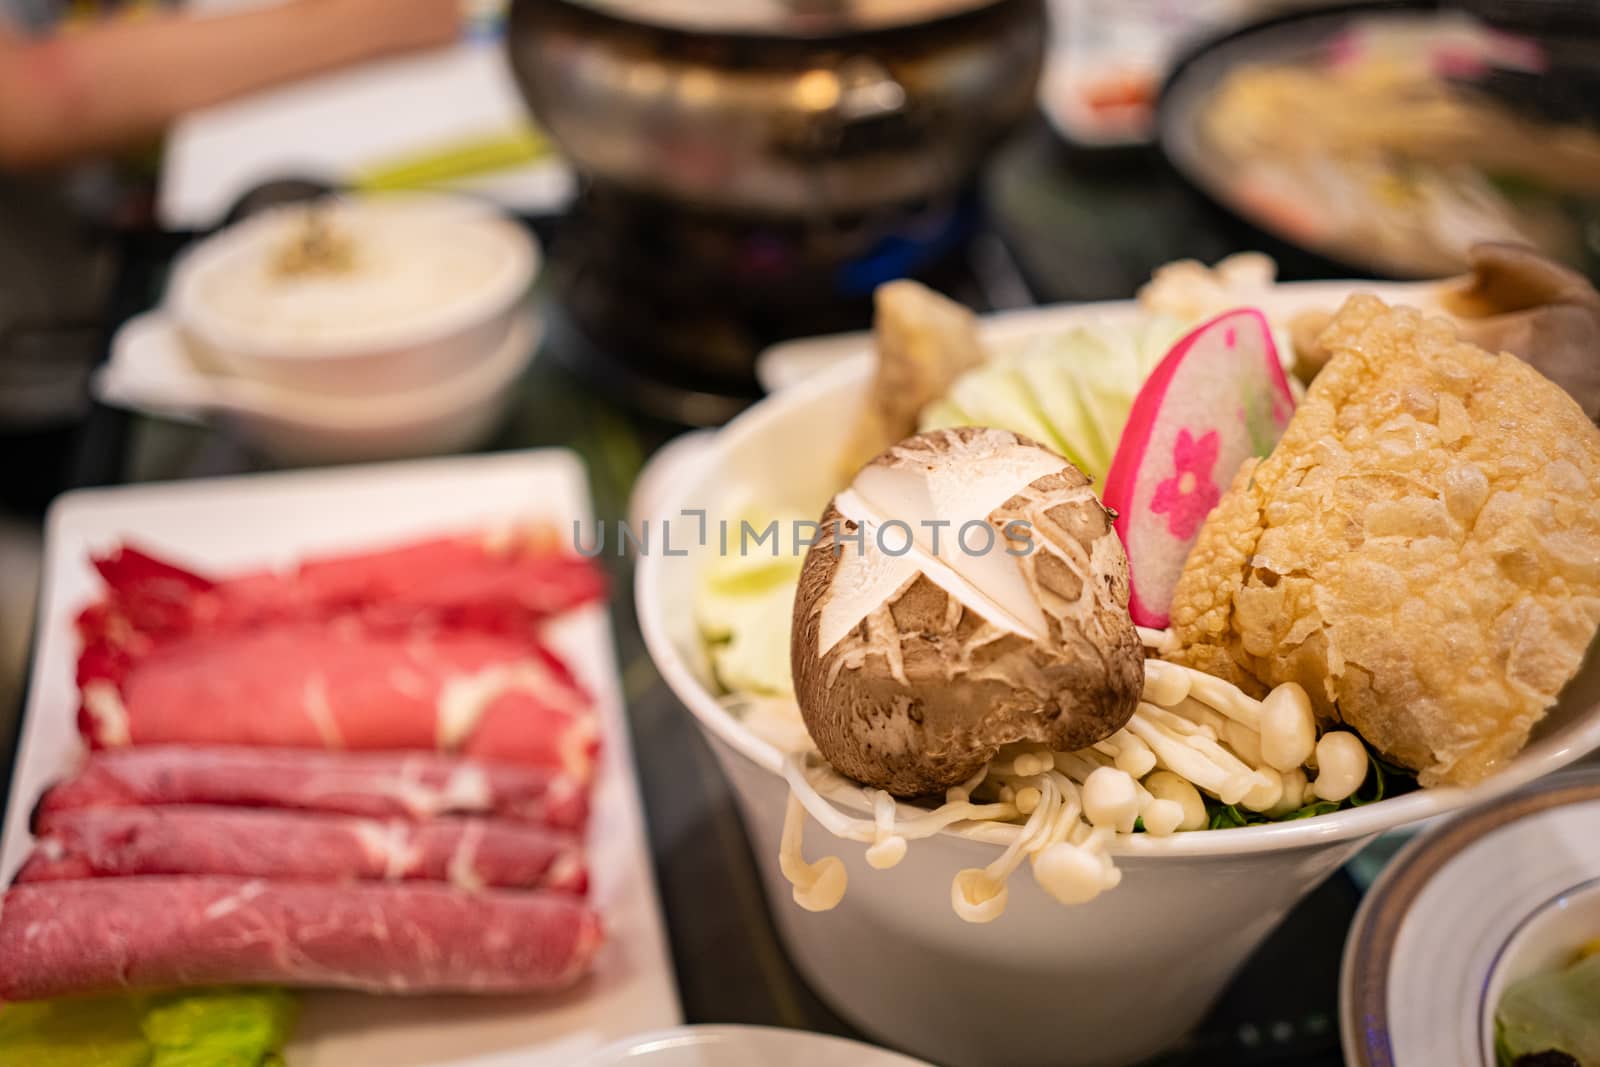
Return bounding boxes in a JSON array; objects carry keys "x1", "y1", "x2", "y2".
[
  {"x1": 0, "y1": 0, "x2": 470, "y2": 168},
  {"x1": 346, "y1": 0, "x2": 464, "y2": 54}
]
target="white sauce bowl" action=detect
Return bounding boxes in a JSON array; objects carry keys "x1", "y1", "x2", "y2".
[
  {"x1": 636, "y1": 349, "x2": 1600, "y2": 1067},
  {"x1": 220, "y1": 311, "x2": 538, "y2": 466},
  {"x1": 166, "y1": 194, "x2": 537, "y2": 396}
]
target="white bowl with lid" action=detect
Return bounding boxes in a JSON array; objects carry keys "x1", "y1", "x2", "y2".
[
  {"x1": 634, "y1": 285, "x2": 1600, "y2": 1067},
  {"x1": 165, "y1": 193, "x2": 537, "y2": 396}
]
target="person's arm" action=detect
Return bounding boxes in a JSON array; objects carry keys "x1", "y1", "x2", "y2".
[{"x1": 0, "y1": 0, "x2": 461, "y2": 169}]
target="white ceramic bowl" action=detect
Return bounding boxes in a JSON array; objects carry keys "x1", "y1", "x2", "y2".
[
  {"x1": 165, "y1": 193, "x2": 537, "y2": 396},
  {"x1": 101, "y1": 304, "x2": 540, "y2": 466},
  {"x1": 636, "y1": 347, "x2": 1600, "y2": 1067},
  {"x1": 98, "y1": 310, "x2": 537, "y2": 466},
  {"x1": 219, "y1": 310, "x2": 538, "y2": 466}
]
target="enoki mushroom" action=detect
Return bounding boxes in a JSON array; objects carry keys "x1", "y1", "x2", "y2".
[{"x1": 771, "y1": 648, "x2": 1370, "y2": 923}]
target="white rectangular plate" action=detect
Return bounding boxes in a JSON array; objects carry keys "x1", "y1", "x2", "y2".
[
  {"x1": 159, "y1": 27, "x2": 573, "y2": 229},
  {"x1": 0, "y1": 451, "x2": 681, "y2": 1066}
]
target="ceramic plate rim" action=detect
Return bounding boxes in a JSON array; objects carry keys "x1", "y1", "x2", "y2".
[
  {"x1": 1339, "y1": 771, "x2": 1600, "y2": 1067},
  {"x1": 581, "y1": 1024, "x2": 937, "y2": 1066}
]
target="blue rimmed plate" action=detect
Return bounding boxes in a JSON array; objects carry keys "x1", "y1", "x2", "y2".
[{"x1": 1341, "y1": 767, "x2": 1600, "y2": 1066}]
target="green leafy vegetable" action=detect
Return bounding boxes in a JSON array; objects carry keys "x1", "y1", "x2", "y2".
[
  {"x1": 1496, "y1": 953, "x2": 1600, "y2": 1066},
  {"x1": 694, "y1": 505, "x2": 809, "y2": 697},
  {"x1": 945, "y1": 367, "x2": 1078, "y2": 468},
  {"x1": 0, "y1": 989, "x2": 298, "y2": 1067},
  {"x1": 0, "y1": 997, "x2": 148, "y2": 1067},
  {"x1": 1207, "y1": 803, "x2": 1248, "y2": 831},
  {"x1": 145, "y1": 989, "x2": 298, "y2": 1067},
  {"x1": 1278, "y1": 800, "x2": 1342, "y2": 821},
  {"x1": 918, "y1": 316, "x2": 1188, "y2": 483}
]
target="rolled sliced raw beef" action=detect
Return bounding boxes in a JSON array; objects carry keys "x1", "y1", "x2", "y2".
[
  {"x1": 35, "y1": 747, "x2": 588, "y2": 831},
  {"x1": 18, "y1": 807, "x2": 587, "y2": 894},
  {"x1": 292, "y1": 532, "x2": 606, "y2": 626},
  {"x1": 0, "y1": 878, "x2": 602, "y2": 1000},
  {"x1": 80, "y1": 533, "x2": 604, "y2": 652},
  {"x1": 77, "y1": 624, "x2": 598, "y2": 778}
]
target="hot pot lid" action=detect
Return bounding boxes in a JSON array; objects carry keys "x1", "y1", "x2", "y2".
[{"x1": 563, "y1": 0, "x2": 1009, "y2": 37}]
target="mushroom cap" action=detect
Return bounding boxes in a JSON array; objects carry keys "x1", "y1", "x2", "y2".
[
  {"x1": 1446, "y1": 242, "x2": 1600, "y2": 318},
  {"x1": 792, "y1": 427, "x2": 1144, "y2": 796},
  {"x1": 1445, "y1": 242, "x2": 1600, "y2": 420}
]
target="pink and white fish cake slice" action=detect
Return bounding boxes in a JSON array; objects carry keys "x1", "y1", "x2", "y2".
[{"x1": 1101, "y1": 308, "x2": 1295, "y2": 628}]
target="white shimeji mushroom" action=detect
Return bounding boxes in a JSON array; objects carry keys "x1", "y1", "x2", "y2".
[
  {"x1": 779, "y1": 794, "x2": 848, "y2": 912},
  {"x1": 952, "y1": 867, "x2": 1011, "y2": 924},
  {"x1": 1032, "y1": 839, "x2": 1120, "y2": 905},
  {"x1": 1082, "y1": 766, "x2": 1141, "y2": 834},
  {"x1": 1261, "y1": 683, "x2": 1317, "y2": 773},
  {"x1": 780, "y1": 752, "x2": 1025, "y2": 917},
  {"x1": 1126, "y1": 705, "x2": 1257, "y2": 806},
  {"x1": 956, "y1": 774, "x2": 1070, "y2": 921},
  {"x1": 1012, "y1": 751, "x2": 1055, "y2": 778},
  {"x1": 1050, "y1": 749, "x2": 1182, "y2": 837},
  {"x1": 1144, "y1": 771, "x2": 1208, "y2": 831},
  {"x1": 1184, "y1": 669, "x2": 1263, "y2": 732},
  {"x1": 1166, "y1": 696, "x2": 1264, "y2": 766},
  {"x1": 1140, "y1": 658, "x2": 1192, "y2": 708},
  {"x1": 1311, "y1": 731, "x2": 1368, "y2": 802},
  {"x1": 1269, "y1": 767, "x2": 1311, "y2": 817},
  {"x1": 1128, "y1": 660, "x2": 1356, "y2": 813},
  {"x1": 1241, "y1": 766, "x2": 1285, "y2": 813},
  {"x1": 1137, "y1": 626, "x2": 1181, "y2": 654},
  {"x1": 1093, "y1": 728, "x2": 1158, "y2": 778},
  {"x1": 765, "y1": 619, "x2": 1368, "y2": 922},
  {"x1": 866, "y1": 790, "x2": 908, "y2": 870}
]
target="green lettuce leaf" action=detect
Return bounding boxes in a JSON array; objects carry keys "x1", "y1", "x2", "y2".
[
  {"x1": 0, "y1": 998, "x2": 149, "y2": 1067},
  {"x1": 0, "y1": 989, "x2": 297, "y2": 1067},
  {"x1": 1496, "y1": 953, "x2": 1600, "y2": 1066},
  {"x1": 695, "y1": 506, "x2": 807, "y2": 697},
  {"x1": 144, "y1": 989, "x2": 298, "y2": 1067},
  {"x1": 918, "y1": 315, "x2": 1188, "y2": 483}
]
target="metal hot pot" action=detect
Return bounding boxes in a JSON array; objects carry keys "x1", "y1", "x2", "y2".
[
  {"x1": 505, "y1": 0, "x2": 1046, "y2": 421},
  {"x1": 506, "y1": 0, "x2": 1047, "y2": 219}
]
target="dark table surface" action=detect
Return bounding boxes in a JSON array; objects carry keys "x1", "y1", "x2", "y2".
[{"x1": 22, "y1": 118, "x2": 1371, "y2": 1066}]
